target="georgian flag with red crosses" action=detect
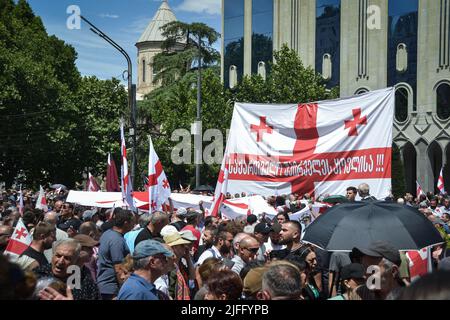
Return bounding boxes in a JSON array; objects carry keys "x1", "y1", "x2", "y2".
[
  {"x1": 147, "y1": 136, "x2": 171, "y2": 212},
  {"x1": 3, "y1": 218, "x2": 32, "y2": 258},
  {"x1": 209, "y1": 88, "x2": 394, "y2": 216}
]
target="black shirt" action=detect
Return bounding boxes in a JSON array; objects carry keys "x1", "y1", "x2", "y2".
[
  {"x1": 171, "y1": 221, "x2": 187, "y2": 231},
  {"x1": 34, "y1": 264, "x2": 100, "y2": 300},
  {"x1": 21, "y1": 246, "x2": 49, "y2": 267},
  {"x1": 134, "y1": 227, "x2": 154, "y2": 248}
]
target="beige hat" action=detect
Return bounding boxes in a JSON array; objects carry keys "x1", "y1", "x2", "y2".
[{"x1": 164, "y1": 232, "x2": 192, "y2": 247}]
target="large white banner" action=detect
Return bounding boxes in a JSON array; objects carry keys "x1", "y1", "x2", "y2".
[{"x1": 214, "y1": 88, "x2": 394, "y2": 201}]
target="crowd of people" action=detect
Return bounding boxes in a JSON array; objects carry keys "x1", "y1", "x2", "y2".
[{"x1": 0, "y1": 183, "x2": 449, "y2": 300}]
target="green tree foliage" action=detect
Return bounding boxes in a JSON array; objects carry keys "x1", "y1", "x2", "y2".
[
  {"x1": 152, "y1": 21, "x2": 220, "y2": 87},
  {"x1": 0, "y1": 0, "x2": 127, "y2": 188}
]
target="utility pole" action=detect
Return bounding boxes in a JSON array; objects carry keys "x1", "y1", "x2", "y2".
[{"x1": 80, "y1": 15, "x2": 137, "y2": 188}]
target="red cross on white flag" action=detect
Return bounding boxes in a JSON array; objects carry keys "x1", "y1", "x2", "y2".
[
  {"x1": 147, "y1": 136, "x2": 171, "y2": 212},
  {"x1": 3, "y1": 218, "x2": 32, "y2": 258},
  {"x1": 209, "y1": 88, "x2": 394, "y2": 214},
  {"x1": 416, "y1": 180, "x2": 425, "y2": 197},
  {"x1": 36, "y1": 185, "x2": 48, "y2": 212}
]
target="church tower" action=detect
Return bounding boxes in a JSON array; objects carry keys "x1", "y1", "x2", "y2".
[{"x1": 136, "y1": 0, "x2": 183, "y2": 97}]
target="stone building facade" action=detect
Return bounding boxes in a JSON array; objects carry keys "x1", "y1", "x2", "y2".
[{"x1": 221, "y1": 0, "x2": 450, "y2": 194}]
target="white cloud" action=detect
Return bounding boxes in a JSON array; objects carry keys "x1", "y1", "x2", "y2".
[
  {"x1": 99, "y1": 13, "x2": 120, "y2": 19},
  {"x1": 177, "y1": 0, "x2": 221, "y2": 15}
]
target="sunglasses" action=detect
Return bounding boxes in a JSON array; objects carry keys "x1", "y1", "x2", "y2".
[{"x1": 243, "y1": 247, "x2": 259, "y2": 254}]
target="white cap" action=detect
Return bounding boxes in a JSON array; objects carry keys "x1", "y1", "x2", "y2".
[{"x1": 160, "y1": 225, "x2": 178, "y2": 238}]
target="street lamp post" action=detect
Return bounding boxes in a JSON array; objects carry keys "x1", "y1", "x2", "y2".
[
  {"x1": 80, "y1": 15, "x2": 137, "y2": 189},
  {"x1": 195, "y1": 34, "x2": 202, "y2": 189}
]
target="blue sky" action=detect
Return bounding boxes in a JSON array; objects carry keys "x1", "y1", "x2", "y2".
[{"x1": 27, "y1": 0, "x2": 222, "y2": 84}]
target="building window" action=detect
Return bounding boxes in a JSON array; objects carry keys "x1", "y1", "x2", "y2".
[
  {"x1": 388, "y1": 0, "x2": 418, "y2": 104},
  {"x1": 316, "y1": 0, "x2": 341, "y2": 88},
  {"x1": 437, "y1": 82, "x2": 450, "y2": 120},
  {"x1": 395, "y1": 87, "x2": 408, "y2": 122},
  {"x1": 224, "y1": 0, "x2": 245, "y2": 88},
  {"x1": 142, "y1": 59, "x2": 146, "y2": 83},
  {"x1": 355, "y1": 88, "x2": 369, "y2": 95},
  {"x1": 251, "y1": 0, "x2": 273, "y2": 75}
]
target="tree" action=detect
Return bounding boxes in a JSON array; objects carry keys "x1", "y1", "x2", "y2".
[
  {"x1": 151, "y1": 21, "x2": 220, "y2": 87},
  {"x1": 0, "y1": 1, "x2": 128, "y2": 188}
]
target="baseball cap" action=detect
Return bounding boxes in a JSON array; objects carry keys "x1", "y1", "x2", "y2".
[
  {"x1": 176, "y1": 207, "x2": 187, "y2": 217},
  {"x1": 163, "y1": 232, "x2": 192, "y2": 247},
  {"x1": 160, "y1": 225, "x2": 178, "y2": 238},
  {"x1": 180, "y1": 230, "x2": 197, "y2": 242},
  {"x1": 354, "y1": 241, "x2": 401, "y2": 266},
  {"x1": 133, "y1": 239, "x2": 174, "y2": 259},
  {"x1": 82, "y1": 209, "x2": 97, "y2": 221},
  {"x1": 254, "y1": 223, "x2": 271, "y2": 235},
  {"x1": 73, "y1": 234, "x2": 99, "y2": 247},
  {"x1": 243, "y1": 267, "x2": 267, "y2": 296},
  {"x1": 340, "y1": 263, "x2": 365, "y2": 280}
]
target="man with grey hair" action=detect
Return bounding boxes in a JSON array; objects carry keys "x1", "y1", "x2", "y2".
[
  {"x1": 118, "y1": 239, "x2": 175, "y2": 300},
  {"x1": 35, "y1": 238, "x2": 100, "y2": 300},
  {"x1": 259, "y1": 263, "x2": 302, "y2": 300},
  {"x1": 358, "y1": 183, "x2": 377, "y2": 201},
  {"x1": 43, "y1": 211, "x2": 68, "y2": 262},
  {"x1": 125, "y1": 212, "x2": 152, "y2": 254},
  {"x1": 134, "y1": 211, "x2": 169, "y2": 247},
  {"x1": 353, "y1": 241, "x2": 405, "y2": 300}
]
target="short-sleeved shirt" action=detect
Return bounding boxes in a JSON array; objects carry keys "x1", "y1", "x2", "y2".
[
  {"x1": 97, "y1": 229, "x2": 129, "y2": 295},
  {"x1": 134, "y1": 227, "x2": 153, "y2": 248},
  {"x1": 118, "y1": 273, "x2": 159, "y2": 300},
  {"x1": 20, "y1": 246, "x2": 49, "y2": 267},
  {"x1": 124, "y1": 228, "x2": 142, "y2": 255},
  {"x1": 196, "y1": 246, "x2": 222, "y2": 266}
]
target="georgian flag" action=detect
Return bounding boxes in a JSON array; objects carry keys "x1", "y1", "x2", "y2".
[
  {"x1": 3, "y1": 218, "x2": 32, "y2": 258},
  {"x1": 208, "y1": 155, "x2": 230, "y2": 217},
  {"x1": 120, "y1": 121, "x2": 136, "y2": 210},
  {"x1": 416, "y1": 180, "x2": 425, "y2": 197},
  {"x1": 147, "y1": 136, "x2": 171, "y2": 212},
  {"x1": 437, "y1": 167, "x2": 446, "y2": 195},
  {"x1": 35, "y1": 185, "x2": 48, "y2": 212},
  {"x1": 87, "y1": 172, "x2": 101, "y2": 192},
  {"x1": 210, "y1": 88, "x2": 394, "y2": 213},
  {"x1": 406, "y1": 247, "x2": 433, "y2": 282}
]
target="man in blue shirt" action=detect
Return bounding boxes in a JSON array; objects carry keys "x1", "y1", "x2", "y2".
[{"x1": 118, "y1": 239, "x2": 174, "y2": 300}]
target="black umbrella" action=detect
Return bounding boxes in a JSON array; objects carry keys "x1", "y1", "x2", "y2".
[
  {"x1": 50, "y1": 184, "x2": 67, "y2": 190},
  {"x1": 302, "y1": 201, "x2": 444, "y2": 252},
  {"x1": 193, "y1": 185, "x2": 214, "y2": 192}
]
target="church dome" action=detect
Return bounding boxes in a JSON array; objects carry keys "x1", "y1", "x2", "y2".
[{"x1": 137, "y1": 0, "x2": 178, "y2": 44}]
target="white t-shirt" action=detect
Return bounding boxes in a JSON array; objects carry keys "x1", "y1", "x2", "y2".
[{"x1": 196, "y1": 245, "x2": 222, "y2": 267}]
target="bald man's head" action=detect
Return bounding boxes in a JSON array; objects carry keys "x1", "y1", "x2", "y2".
[
  {"x1": 44, "y1": 212, "x2": 58, "y2": 226},
  {"x1": 238, "y1": 236, "x2": 260, "y2": 263}
]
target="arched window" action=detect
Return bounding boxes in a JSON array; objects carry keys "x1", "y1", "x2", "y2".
[
  {"x1": 437, "y1": 82, "x2": 450, "y2": 120},
  {"x1": 142, "y1": 59, "x2": 146, "y2": 83},
  {"x1": 355, "y1": 88, "x2": 369, "y2": 95},
  {"x1": 395, "y1": 87, "x2": 408, "y2": 122}
]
